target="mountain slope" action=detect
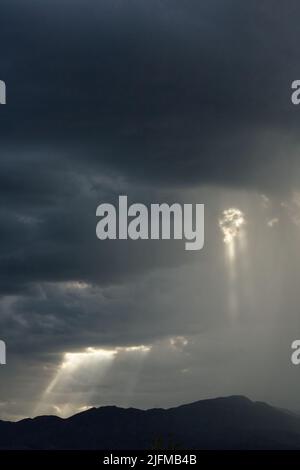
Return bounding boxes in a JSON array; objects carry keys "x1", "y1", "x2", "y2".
[{"x1": 1, "y1": 396, "x2": 300, "y2": 449}]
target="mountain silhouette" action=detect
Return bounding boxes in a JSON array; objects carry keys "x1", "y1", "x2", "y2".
[{"x1": 1, "y1": 396, "x2": 300, "y2": 449}]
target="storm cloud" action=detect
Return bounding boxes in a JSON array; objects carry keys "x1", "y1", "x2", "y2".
[{"x1": 1, "y1": 0, "x2": 300, "y2": 420}]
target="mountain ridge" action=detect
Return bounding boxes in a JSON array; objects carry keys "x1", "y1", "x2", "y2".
[{"x1": 1, "y1": 395, "x2": 300, "y2": 450}]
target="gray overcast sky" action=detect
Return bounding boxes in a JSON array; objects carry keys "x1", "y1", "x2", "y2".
[{"x1": 1, "y1": 0, "x2": 300, "y2": 420}]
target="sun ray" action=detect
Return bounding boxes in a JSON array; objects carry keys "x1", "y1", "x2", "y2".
[
  {"x1": 34, "y1": 345, "x2": 151, "y2": 417},
  {"x1": 219, "y1": 208, "x2": 246, "y2": 320}
]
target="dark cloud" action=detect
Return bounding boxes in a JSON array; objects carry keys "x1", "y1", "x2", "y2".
[
  {"x1": 0, "y1": 0, "x2": 299, "y2": 293},
  {"x1": 1, "y1": 0, "x2": 300, "y2": 190}
]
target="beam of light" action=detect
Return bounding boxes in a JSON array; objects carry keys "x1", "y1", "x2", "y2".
[
  {"x1": 60, "y1": 347, "x2": 117, "y2": 372},
  {"x1": 111, "y1": 345, "x2": 152, "y2": 407},
  {"x1": 219, "y1": 208, "x2": 245, "y2": 261},
  {"x1": 34, "y1": 345, "x2": 151, "y2": 417},
  {"x1": 219, "y1": 208, "x2": 246, "y2": 320}
]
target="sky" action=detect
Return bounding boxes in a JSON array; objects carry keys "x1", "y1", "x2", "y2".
[{"x1": 1, "y1": 0, "x2": 300, "y2": 420}]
